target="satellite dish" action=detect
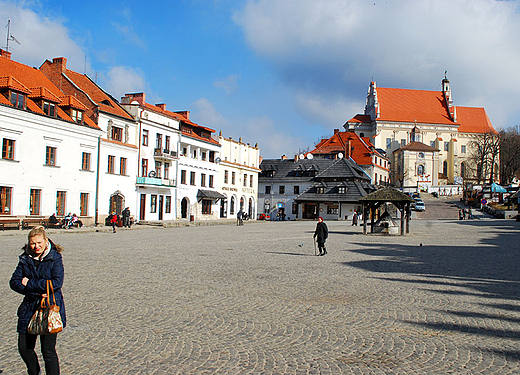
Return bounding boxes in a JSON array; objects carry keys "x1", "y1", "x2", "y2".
[
  {"x1": 148, "y1": 170, "x2": 156, "y2": 178},
  {"x1": 215, "y1": 157, "x2": 221, "y2": 164},
  {"x1": 307, "y1": 154, "x2": 314, "y2": 159},
  {"x1": 338, "y1": 152, "x2": 344, "y2": 159},
  {"x1": 299, "y1": 154, "x2": 305, "y2": 160}
]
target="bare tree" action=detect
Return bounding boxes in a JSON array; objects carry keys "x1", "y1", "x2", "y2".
[
  {"x1": 499, "y1": 126, "x2": 520, "y2": 184},
  {"x1": 467, "y1": 132, "x2": 500, "y2": 184}
]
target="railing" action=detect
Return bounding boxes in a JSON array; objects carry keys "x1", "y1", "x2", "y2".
[
  {"x1": 154, "y1": 149, "x2": 178, "y2": 159},
  {"x1": 136, "y1": 177, "x2": 176, "y2": 187}
]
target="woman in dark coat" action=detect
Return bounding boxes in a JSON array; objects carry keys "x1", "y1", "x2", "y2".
[
  {"x1": 10, "y1": 226, "x2": 66, "y2": 375},
  {"x1": 313, "y1": 216, "x2": 329, "y2": 256}
]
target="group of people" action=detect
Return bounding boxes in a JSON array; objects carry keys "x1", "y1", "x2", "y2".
[
  {"x1": 107, "y1": 207, "x2": 132, "y2": 233},
  {"x1": 458, "y1": 207, "x2": 474, "y2": 220},
  {"x1": 48, "y1": 213, "x2": 82, "y2": 229}
]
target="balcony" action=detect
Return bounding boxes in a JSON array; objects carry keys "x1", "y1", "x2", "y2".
[
  {"x1": 154, "y1": 148, "x2": 178, "y2": 161},
  {"x1": 136, "y1": 177, "x2": 176, "y2": 187}
]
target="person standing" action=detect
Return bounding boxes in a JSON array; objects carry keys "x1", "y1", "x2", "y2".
[
  {"x1": 352, "y1": 210, "x2": 358, "y2": 226},
  {"x1": 10, "y1": 226, "x2": 66, "y2": 375},
  {"x1": 237, "y1": 209, "x2": 244, "y2": 226},
  {"x1": 313, "y1": 216, "x2": 329, "y2": 256},
  {"x1": 122, "y1": 207, "x2": 131, "y2": 228}
]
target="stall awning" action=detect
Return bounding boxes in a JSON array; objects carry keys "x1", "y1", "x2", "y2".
[{"x1": 197, "y1": 189, "x2": 226, "y2": 202}]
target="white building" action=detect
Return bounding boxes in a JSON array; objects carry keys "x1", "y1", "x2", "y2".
[
  {"x1": 217, "y1": 135, "x2": 260, "y2": 219},
  {"x1": 0, "y1": 50, "x2": 101, "y2": 224}
]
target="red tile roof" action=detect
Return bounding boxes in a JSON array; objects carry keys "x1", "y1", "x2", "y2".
[
  {"x1": 346, "y1": 114, "x2": 371, "y2": 124},
  {"x1": 0, "y1": 75, "x2": 31, "y2": 94},
  {"x1": 29, "y1": 86, "x2": 62, "y2": 103},
  {"x1": 396, "y1": 141, "x2": 439, "y2": 152},
  {"x1": 376, "y1": 87, "x2": 455, "y2": 125},
  {"x1": 59, "y1": 95, "x2": 89, "y2": 111},
  {"x1": 309, "y1": 130, "x2": 387, "y2": 166},
  {"x1": 455, "y1": 106, "x2": 497, "y2": 134},
  {"x1": 63, "y1": 69, "x2": 134, "y2": 121}
]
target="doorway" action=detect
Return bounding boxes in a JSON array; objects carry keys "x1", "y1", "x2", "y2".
[
  {"x1": 140, "y1": 194, "x2": 146, "y2": 221},
  {"x1": 181, "y1": 197, "x2": 189, "y2": 219},
  {"x1": 158, "y1": 195, "x2": 164, "y2": 220}
]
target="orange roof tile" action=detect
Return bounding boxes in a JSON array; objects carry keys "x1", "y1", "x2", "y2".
[
  {"x1": 59, "y1": 95, "x2": 89, "y2": 111},
  {"x1": 397, "y1": 141, "x2": 439, "y2": 152},
  {"x1": 376, "y1": 87, "x2": 455, "y2": 125},
  {"x1": 347, "y1": 114, "x2": 371, "y2": 123},
  {"x1": 29, "y1": 86, "x2": 62, "y2": 103},
  {"x1": 455, "y1": 106, "x2": 497, "y2": 134},
  {"x1": 0, "y1": 75, "x2": 31, "y2": 94},
  {"x1": 63, "y1": 69, "x2": 134, "y2": 120}
]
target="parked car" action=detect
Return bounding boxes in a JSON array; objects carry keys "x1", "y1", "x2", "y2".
[
  {"x1": 414, "y1": 200, "x2": 425, "y2": 211},
  {"x1": 258, "y1": 213, "x2": 270, "y2": 220}
]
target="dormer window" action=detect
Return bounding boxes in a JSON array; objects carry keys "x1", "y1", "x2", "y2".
[
  {"x1": 317, "y1": 187, "x2": 325, "y2": 194},
  {"x1": 43, "y1": 101, "x2": 56, "y2": 117},
  {"x1": 339, "y1": 187, "x2": 346, "y2": 194},
  {"x1": 10, "y1": 92, "x2": 25, "y2": 109},
  {"x1": 71, "y1": 109, "x2": 83, "y2": 124}
]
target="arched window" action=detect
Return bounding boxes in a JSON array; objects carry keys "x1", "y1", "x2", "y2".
[
  {"x1": 109, "y1": 191, "x2": 124, "y2": 215},
  {"x1": 417, "y1": 164, "x2": 425, "y2": 175},
  {"x1": 230, "y1": 196, "x2": 235, "y2": 215},
  {"x1": 443, "y1": 160, "x2": 448, "y2": 176},
  {"x1": 460, "y1": 162, "x2": 466, "y2": 178}
]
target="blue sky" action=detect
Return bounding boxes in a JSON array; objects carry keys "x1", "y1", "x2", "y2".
[{"x1": 2, "y1": 0, "x2": 520, "y2": 158}]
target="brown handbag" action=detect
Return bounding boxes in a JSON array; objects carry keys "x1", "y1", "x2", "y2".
[{"x1": 27, "y1": 280, "x2": 63, "y2": 335}]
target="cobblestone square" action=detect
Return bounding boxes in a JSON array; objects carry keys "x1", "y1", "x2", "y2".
[{"x1": 1, "y1": 218, "x2": 519, "y2": 374}]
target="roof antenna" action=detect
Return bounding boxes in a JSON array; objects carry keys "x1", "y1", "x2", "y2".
[{"x1": 5, "y1": 18, "x2": 21, "y2": 52}]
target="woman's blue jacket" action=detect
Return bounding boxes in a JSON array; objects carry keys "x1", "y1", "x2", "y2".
[{"x1": 9, "y1": 240, "x2": 66, "y2": 334}]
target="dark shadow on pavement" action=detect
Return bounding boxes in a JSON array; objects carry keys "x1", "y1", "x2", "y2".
[{"x1": 265, "y1": 251, "x2": 316, "y2": 257}]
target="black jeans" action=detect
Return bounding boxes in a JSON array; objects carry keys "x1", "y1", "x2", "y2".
[{"x1": 18, "y1": 333, "x2": 60, "y2": 375}]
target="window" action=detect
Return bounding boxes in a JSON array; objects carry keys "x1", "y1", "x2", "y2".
[
  {"x1": 0, "y1": 186, "x2": 12, "y2": 214},
  {"x1": 231, "y1": 172, "x2": 236, "y2": 185},
  {"x1": 375, "y1": 173, "x2": 378, "y2": 183},
  {"x1": 155, "y1": 161, "x2": 162, "y2": 178},
  {"x1": 461, "y1": 162, "x2": 466, "y2": 178},
  {"x1": 120, "y1": 157, "x2": 127, "y2": 175},
  {"x1": 142, "y1": 129, "x2": 149, "y2": 146},
  {"x1": 386, "y1": 138, "x2": 392, "y2": 149},
  {"x1": 108, "y1": 155, "x2": 115, "y2": 173},
  {"x1": 164, "y1": 163, "x2": 169, "y2": 179},
  {"x1": 202, "y1": 199, "x2": 212, "y2": 215},
  {"x1": 181, "y1": 170, "x2": 187, "y2": 184},
  {"x1": 56, "y1": 191, "x2": 66, "y2": 216},
  {"x1": 418, "y1": 152, "x2": 425, "y2": 159},
  {"x1": 165, "y1": 196, "x2": 171, "y2": 213},
  {"x1": 2, "y1": 138, "x2": 15, "y2": 160},
  {"x1": 156, "y1": 134, "x2": 162, "y2": 149},
  {"x1": 80, "y1": 193, "x2": 89, "y2": 216},
  {"x1": 224, "y1": 170, "x2": 228, "y2": 184},
  {"x1": 45, "y1": 146, "x2": 56, "y2": 166},
  {"x1": 250, "y1": 175, "x2": 253, "y2": 188},
  {"x1": 165, "y1": 136, "x2": 170, "y2": 152},
  {"x1": 265, "y1": 186, "x2": 271, "y2": 194},
  {"x1": 202, "y1": 151, "x2": 207, "y2": 161},
  {"x1": 292, "y1": 202, "x2": 298, "y2": 214},
  {"x1": 182, "y1": 147, "x2": 187, "y2": 156},
  {"x1": 461, "y1": 145, "x2": 466, "y2": 154},
  {"x1": 294, "y1": 186, "x2": 300, "y2": 194},
  {"x1": 279, "y1": 185, "x2": 285, "y2": 194},
  {"x1": 243, "y1": 174, "x2": 247, "y2": 187},
  {"x1": 339, "y1": 187, "x2": 346, "y2": 194},
  {"x1": 30, "y1": 189, "x2": 41, "y2": 215},
  {"x1": 71, "y1": 109, "x2": 83, "y2": 124},
  {"x1": 327, "y1": 205, "x2": 338, "y2": 215},
  {"x1": 81, "y1": 152, "x2": 91, "y2": 170},
  {"x1": 443, "y1": 160, "x2": 448, "y2": 176},
  {"x1": 150, "y1": 195, "x2": 157, "y2": 213},
  {"x1": 111, "y1": 127, "x2": 123, "y2": 142},
  {"x1": 209, "y1": 175, "x2": 214, "y2": 188},
  {"x1": 141, "y1": 159, "x2": 148, "y2": 177},
  {"x1": 10, "y1": 92, "x2": 26, "y2": 109},
  {"x1": 201, "y1": 173, "x2": 206, "y2": 187},
  {"x1": 43, "y1": 101, "x2": 56, "y2": 117},
  {"x1": 417, "y1": 164, "x2": 425, "y2": 175},
  {"x1": 190, "y1": 171, "x2": 196, "y2": 185},
  {"x1": 317, "y1": 187, "x2": 325, "y2": 194},
  {"x1": 192, "y1": 149, "x2": 197, "y2": 159},
  {"x1": 401, "y1": 139, "x2": 406, "y2": 147},
  {"x1": 375, "y1": 157, "x2": 378, "y2": 165},
  {"x1": 430, "y1": 140, "x2": 436, "y2": 148},
  {"x1": 444, "y1": 142, "x2": 449, "y2": 151}
]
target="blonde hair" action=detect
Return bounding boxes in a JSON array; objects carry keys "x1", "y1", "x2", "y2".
[{"x1": 25, "y1": 226, "x2": 63, "y2": 253}]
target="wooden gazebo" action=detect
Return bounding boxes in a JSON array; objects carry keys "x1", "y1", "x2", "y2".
[{"x1": 358, "y1": 188, "x2": 415, "y2": 235}]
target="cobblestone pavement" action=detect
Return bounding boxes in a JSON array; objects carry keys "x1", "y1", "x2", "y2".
[{"x1": 1, "y1": 219, "x2": 519, "y2": 374}]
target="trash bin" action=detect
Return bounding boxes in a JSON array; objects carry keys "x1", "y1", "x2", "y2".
[{"x1": 190, "y1": 215, "x2": 194, "y2": 222}]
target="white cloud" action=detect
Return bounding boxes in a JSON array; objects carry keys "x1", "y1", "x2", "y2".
[
  {"x1": 191, "y1": 98, "x2": 228, "y2": 128},
  {"x1": 214, "y1": 75, "x2": 240, "y2": 95},
  {"x1": 0, "y1": 1, "x2": 86, "y2": 71},
  {"x1": 234, "y1": 0, "x2": 520, "y2": 128},
  {"x1": 101, "y1": 66, "x2": 146, "y2": 99}
]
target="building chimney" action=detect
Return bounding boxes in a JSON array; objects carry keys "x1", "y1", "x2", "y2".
[
  {"x1": 334, "y1": 128, "x2": 339, "y2": 134},
  {"x1": 281, "y1": 155, "x2": 287, "y2": 160},
  {"x1": 155, "y1": 103, "x2": 166, "y2": 111},
  {"x1": 175, "y1": 111, "x2": 190, "y2": 120},
  {"x1": 259, "y1": 156, "x2": 263, "y2": 164},
  {"x1": 345, "y1": 140, "x2": 352, "y2": 159},
  {"x1": 52, "y1": 57, "x2": 67, "y2": 72},
  {"x1": 121, "y1": 92, "x2": 146, "y2": 105},
  {"x1": 0, "y1": 49, "x2": 12, "y2": 60}
]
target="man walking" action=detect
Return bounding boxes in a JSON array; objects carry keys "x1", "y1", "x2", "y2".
[
  {"x1": 122, "y1": 207, "x2": 131, "y2": 228},
  {"x1": 313, "y1": 217, "x2": 328, "y2": 256}
]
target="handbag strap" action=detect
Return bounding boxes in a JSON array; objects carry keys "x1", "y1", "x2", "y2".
[{"x1": 40, "y1": 280, "x2": 57, "y2": 308}]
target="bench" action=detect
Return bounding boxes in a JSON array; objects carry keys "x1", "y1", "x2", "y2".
[
  {"x1": 41, "y1": 218, "x2": 63, "y2": 229},
  {"x1": 22, "y1": 217, "x2": 46, "y2": 230},
  {"x1": 0, "y1": 218, "x2": 22, "y2": 230}
]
